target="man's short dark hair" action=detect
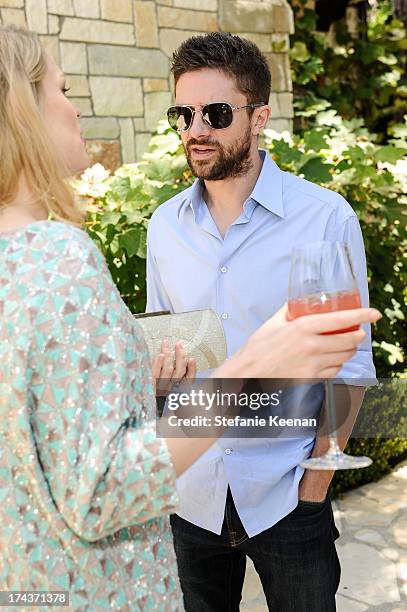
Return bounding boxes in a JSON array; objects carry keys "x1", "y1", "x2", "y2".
[{"x1": 171, "y1": 32, "x2": 271, "y2": 105}]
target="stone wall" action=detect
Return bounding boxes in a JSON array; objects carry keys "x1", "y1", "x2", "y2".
[{"x1": 0, "y1": 0, "x2": 294, "y2": 169}]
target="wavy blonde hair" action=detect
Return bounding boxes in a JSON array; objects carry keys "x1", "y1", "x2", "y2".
[{"x1": 0, "y1": 25, "x2": 84, "y2": 225}]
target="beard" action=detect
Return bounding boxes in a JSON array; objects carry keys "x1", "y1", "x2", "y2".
[{"x1": 184, "y1": 125, "x2": 253, "y2": 181}]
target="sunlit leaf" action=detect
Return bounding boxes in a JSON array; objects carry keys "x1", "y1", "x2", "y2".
[
  {"x1": 290, "y1": 41, "x2": 310, "y2": 63},
  {"x1": 119, "y1": 228, "x2": 141, "y2": 258},
  {"x1": 374, "y1": 146, "x2": 407, "y2": 163},
  {"x1": 303, "y1": 129, "x2": 329, "y2": 152},
  {"x1": 380, "y1": 342, "x2": 404, "y2": 365},
  {"x1": 298, "y1": 157, "x2": 333, "y2": 183},
  {"x1": 377, "y1": 54, "x2": 398, "y2": 65}
]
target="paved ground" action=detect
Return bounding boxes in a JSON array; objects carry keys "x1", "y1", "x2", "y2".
[{"x1": 240, "y1": 461, "x2": 407, "y2": 611}]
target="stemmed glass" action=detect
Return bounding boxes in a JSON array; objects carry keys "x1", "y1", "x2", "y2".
[{"x1": 288, "y1": 241, "x2": 372, "y2": 470}]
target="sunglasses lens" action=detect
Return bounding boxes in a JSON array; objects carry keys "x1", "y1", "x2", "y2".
[
  {"x1": 167, "y1": 103, "x2": 235, "y2": 131},
  {"x1": 167, "y1": 106, "x2": 192, "y2": 132},
  {"x1": 204, "y1": 103, "x2": 233, "y2": 129}
]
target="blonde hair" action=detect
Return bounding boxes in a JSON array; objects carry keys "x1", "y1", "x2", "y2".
[{"x1": 0, "y1": 25, "x2": 84, "y2": 225}]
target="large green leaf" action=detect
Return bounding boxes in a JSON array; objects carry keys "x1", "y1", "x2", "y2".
[
  {"x1": 119, "y1": 228, "x2": 141, "y2": 258},
  {"x1": 374, "y1": 145, "x2": 407, "y2": 163},
  {"x1": 99, "y1": 212, "x2": 122, "y2": 228},
  {"x1": 269, "y1": 140, "x2": 302, "y2": 165},
  {"x1": 298, "y1": 157, "x2": 333, "y2": 183},
  {"x1": 303, "y1": 129, "x2": 329, "y2": 152}
]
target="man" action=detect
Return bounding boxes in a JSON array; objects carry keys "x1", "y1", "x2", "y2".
[{"x1": 146, "y1": 32, "x2": 375, "y2": 611}]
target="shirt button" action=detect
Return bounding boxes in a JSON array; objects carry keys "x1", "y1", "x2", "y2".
[
  {"x1": 224, "y1": 448, "x2": 232, "y2": 454},
  {"x1": 220, "y1": 266, "x2": 228, "y2": 273},
  {"x1": 221, "y1": 312, "x2": 228, "y2": 320}
]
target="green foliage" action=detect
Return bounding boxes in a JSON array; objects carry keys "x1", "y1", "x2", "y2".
[
  {"x1": 288, "y1": 0, "x2": 407, "y2": 139},
  {"x1": 264, "y1": 115, "x2": 407, "y2": 378},
  {"x1": 280, "y1": 0, "x2": 407, "y2": 379},
  {"x1": 286, "y1": 0, "x2": 407, "y2": 489},
  {"x1": 332, "y1": 379, "x2": 407, "y2": 496},
  {"x1": 333, "y1": 438, "x2": 406, "y2": 496},
  {"x1": 73, "y1": 124, "x2": 193, "y2": 313}
]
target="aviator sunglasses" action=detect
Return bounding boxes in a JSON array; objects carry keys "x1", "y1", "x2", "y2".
[{"x1": 167, "y1": 102, "x2": 266, "y2": 133}]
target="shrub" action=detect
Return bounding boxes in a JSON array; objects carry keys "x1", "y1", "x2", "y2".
[
  {"x1": 289, "y1": 0, "x2": 407, "y2": 139},
  {"x1": 332, "y1": 378, "x2": 406, "y2": 496},
  {"x1": 285, "y1": 0, "x2": 407, "y2": 489},
  {"x1": 263, "y1": 115, "x2": 407, "y2": 379},
  {"x1": 73, "y1": 125, "x2": 192, "y2": 313}
]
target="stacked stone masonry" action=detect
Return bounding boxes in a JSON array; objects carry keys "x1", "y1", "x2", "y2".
[{"x1": 0, "y1": 0, "x2": 294, "y2": 169}]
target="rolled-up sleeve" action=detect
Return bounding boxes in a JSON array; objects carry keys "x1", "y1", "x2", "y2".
[{"x1": 327, "y1": 213, "x2": 376, "y2": 382}]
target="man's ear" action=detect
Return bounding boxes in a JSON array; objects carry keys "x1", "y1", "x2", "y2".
[{"x1": 252, "y1": 105, "x2": 271, "y2": 135}]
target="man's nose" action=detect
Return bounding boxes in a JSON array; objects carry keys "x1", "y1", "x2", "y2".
[{"x1": 188, "y1": 110, "x2": 211, "y2": 138}]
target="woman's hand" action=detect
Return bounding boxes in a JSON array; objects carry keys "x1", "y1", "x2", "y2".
[
  {"x1": 152, "y1": 339, "x2": 197, "y2": 395},
  {"x1": 218, "y1": 305, "x2": 381, "y2": 380}
]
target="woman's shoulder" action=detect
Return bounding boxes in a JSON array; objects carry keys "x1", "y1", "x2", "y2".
[
  {"x1": 0, "y1": 219, "x2": 90, "y2": 243},
  {"x1": 42, "y1": 220, "x2": 103, "y2": 261},
  {"x1": 1, "y1": 219, "x2": 102, "y2": 263},
  {"x1": 26, "y1": 219, "x2": 94, "y2": 247},
  {"x1": 0, "y1": 220, "x2": 108, "y2": 292}
]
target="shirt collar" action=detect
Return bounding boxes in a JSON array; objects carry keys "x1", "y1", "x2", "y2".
[
  {"x1": 189, "y1": 178, "x2": 204, "y2": 221},
  {"x1": 250, "y1": 150, "x2": 285, "y2": 218},
  {"x1": 188, "y1": 149, "x2": 285, "y2": 220}
]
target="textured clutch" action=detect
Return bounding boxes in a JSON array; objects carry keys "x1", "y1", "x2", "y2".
[{"x1": 134, "y1": 309, "x2": 227, "y2": 371}]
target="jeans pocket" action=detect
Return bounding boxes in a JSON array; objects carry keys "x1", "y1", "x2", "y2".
[
  {"x1": 296, "y1": 497, "x2": 328, "y2": 513},
  {"x1": 298, "y1": 497, "x2": 327, "y2": 506}
]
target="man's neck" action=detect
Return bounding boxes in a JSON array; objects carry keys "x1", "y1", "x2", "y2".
[{"x1": 203, "y1": 149, "x2": 264, "y2": 237}]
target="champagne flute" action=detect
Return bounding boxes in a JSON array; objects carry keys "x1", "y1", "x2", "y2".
[{"x1": 287, "y1": 241, "x2": 372, "y2": 470}]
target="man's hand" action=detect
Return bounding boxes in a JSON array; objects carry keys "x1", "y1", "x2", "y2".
[
  {"x1": 298, "y1": 386, "x2": 366, "y2": 502},
  {"x1": 299, "y1": 457, "x2": 333, "y2": 502},
  {"x1": 231, "y1": 306, "x2": 380, "y2": 380}
]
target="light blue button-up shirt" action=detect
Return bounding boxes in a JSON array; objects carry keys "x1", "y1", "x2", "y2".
[{"x1": 146, "y1": 150, "x2": 376, "y2": 537}]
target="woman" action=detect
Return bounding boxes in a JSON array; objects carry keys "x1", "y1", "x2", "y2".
[{"x1": 0, "y1": 26, "x2": 380, "y2": 611}]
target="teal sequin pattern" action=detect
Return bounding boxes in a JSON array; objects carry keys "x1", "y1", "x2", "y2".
[{"x1": 0, "y1": 222, "x2": 182, "y2": 611}]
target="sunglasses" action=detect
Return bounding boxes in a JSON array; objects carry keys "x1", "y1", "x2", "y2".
[{"x1": 167, "y1": 102, "x2": 266, "y2": 132}]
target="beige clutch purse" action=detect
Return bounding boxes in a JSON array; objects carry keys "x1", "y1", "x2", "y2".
[{"x1": 134, "y1": 309, "x2": 227, "y2": 371}]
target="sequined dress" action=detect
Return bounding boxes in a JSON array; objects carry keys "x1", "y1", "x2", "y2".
[{"x1": 0, "y1": 221, "x2": 184, "y2": 611}]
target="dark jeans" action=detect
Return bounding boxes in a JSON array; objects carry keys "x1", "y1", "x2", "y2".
[{"x1": 170, "y1": 489, "x2": 341, "y2": 612}]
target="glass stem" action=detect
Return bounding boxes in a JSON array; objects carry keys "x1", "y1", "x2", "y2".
[
  {"x1": 328, "y1": 436, "x2": 342, "y2": 456},
  {"x1": 325, "y1": 379, "x2": 342, "y2": 455}
]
